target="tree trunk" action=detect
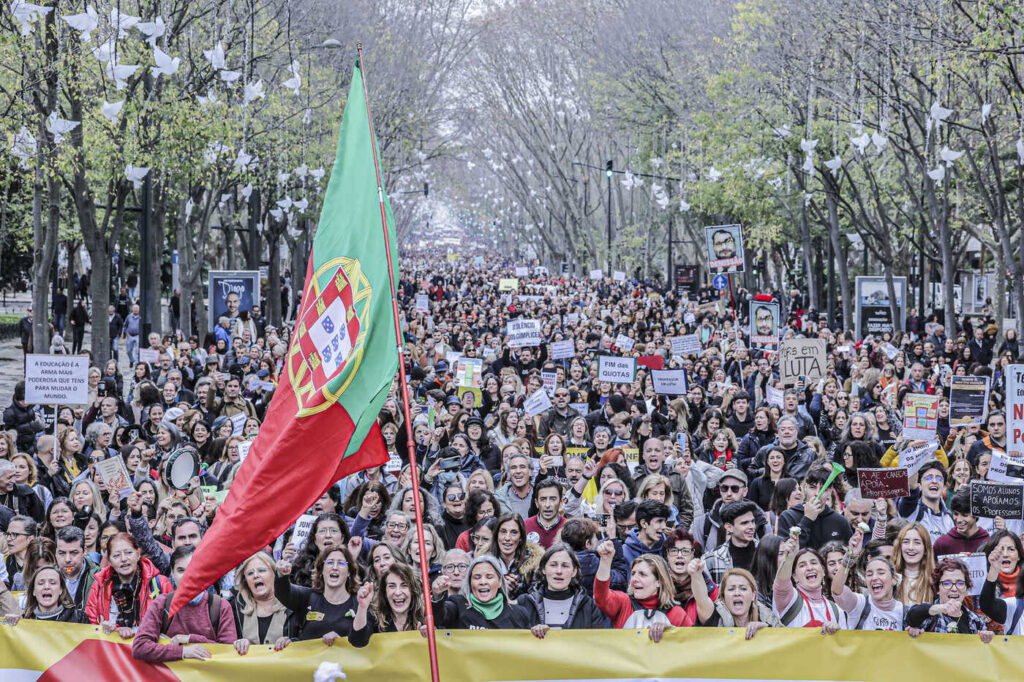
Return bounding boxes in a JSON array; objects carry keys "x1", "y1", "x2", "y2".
[
  {"x1": 88, "y1": 251, "x2": 112, "y2": 363},
  {"x1": 31, "y1": 163, "x2": 58, "y2": 353},
  {"x1": 267, "y1": 232, "x2": 282, "y2": 328},
  {"x1": 177, "y1": 210, "x2": 193, "y2": 339},
  {"x1": 937, "y1": 202, "x2": 955, "y2": 333},
  {"x1": 883, "y1": 263, "x2": 902, "y2": 333},
  {"x1": 799, "y1": 201, "x2": 817, "y2": 312},
  {"x1": 825, "y1": 188, "x2": 852, "y2": 331},
  {"x1": 147, "y1": 187, "x2": 164, "y2": 335}
]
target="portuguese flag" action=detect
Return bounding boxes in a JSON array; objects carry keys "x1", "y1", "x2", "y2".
[{"x1": 170, "y1": 59, "x2": 398, "y2": 614}]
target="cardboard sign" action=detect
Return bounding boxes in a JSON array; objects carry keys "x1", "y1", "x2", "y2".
[
  {"x1": 229, "y1": 412, "x2": 247, "y2": 436},
  {"x1": 987, "y1": 452, "x2": 1024, "y2": 483},
  {"x1": 651, "y1": 369, "x2": 687, "y2": 395},
  {"x1": 779, "y1": 338, "x2": 826, "y2": 386},
  {"x1": 24, "y1": 355, "x2": 90, "y2": 405},
  {"x1": 970, "y1": 480, "x2": 1024, "y2": 520},
  {"x1": 549, "y1": 340, "x2": 575, "y2": 360},
  {"x1": 139, "y1": 348, "x2": 160, "y2": 364},
  {"x1": 612, "y1": 271, "x2": 626, "y2": 283},
  {"x1": 456, "y1": 358, "x2": 483, "y2": 389},
  {"x1": 507, "y1": 319, "x2": 542, "y2": 347},
  {"x1": 857, "y1": 468, "x2": 910, "y2": 499},
  {"x1": 942, "y1": 552, "x2": 986, "y2": 596},
  {"x1": 902, "y1": 394, "x2": 940, "y2": 440},
  {"x1": 291, "y1": 514, "x2": 318, "y2": 551},
  {"x1": 499, "y1": 278, "x2": 519, "y2": 292},
  {"x1": 589, "y1": 269, "x2": 603, "y2": 280},
  {"x1": 749, "y1": 300, "x2": 780, "y2": 352},
  {"x1": 705, "y1": 224, "x2": 745, "y2": 275},
  {"x1": 670, "y1": 335, "x2": 702, "y2": 356},
  {"x1": 95, "y1": 457, "x2": 134, "y2": 500},
  {"x1": 949, "y1": 375, "x2": 990, "y2": 426},
  {"x1": 900, "y1": 441, "x2": 938, "y2": 476},
  {"x1": 1008, "y1": 365, "x2": 1024, "y2": 453},
  {"x1": 598, "y1": 356, "x2": 636, "y2": 384},
  {"x1": 541, "y1": 370, "x2": 558, "y2": 396},
  {"x1": 524, "y1": 389, "x2": 553, "y2": 417},
  {"x1": 415, "y1": 294, "x2": 430, "y2": 313},
  {"x1": 614, "y1": 334, "x2": 635, "y2": 352},
  {"x1": 637, "y1": 355, "x2": 664, "y2": 370},
  {"x1": 515, "y1": 266, "x2": 530, "y2": 277}
]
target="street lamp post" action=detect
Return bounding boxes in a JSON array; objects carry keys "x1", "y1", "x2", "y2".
[{"x1": 606, "y1": 159, "x2": 613, "y2": 272}]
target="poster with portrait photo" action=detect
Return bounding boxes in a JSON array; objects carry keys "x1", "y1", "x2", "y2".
[
  {"x1": 854, "y1": 276, "x2": 906, "y2": 339},
  {"x1": 208, "y1": 270, "x2": 260, "y2": 332},
  {"x1": 749, "y1": 300, "x2": 780, "y2": 352},
  {"x1": 704, "y1": 224, "x2": 745, "y2": 275}
]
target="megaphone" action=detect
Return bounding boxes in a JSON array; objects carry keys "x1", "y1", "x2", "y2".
[{"x1": 814, "y1": 461, "x2": 846, "y2": 502}]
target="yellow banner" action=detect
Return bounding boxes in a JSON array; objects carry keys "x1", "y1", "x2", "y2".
[{"x1": 2, "y1": 620, "x2": 1023, "y2": 681}]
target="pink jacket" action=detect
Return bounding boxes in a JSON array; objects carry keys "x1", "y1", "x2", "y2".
[{"x1": 131, "y1": 592, "x2": 237, "y2": 662}]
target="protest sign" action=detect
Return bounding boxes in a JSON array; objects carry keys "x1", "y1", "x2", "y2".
[
  {"x1": 541, "y1": 370, "x2": 558, "y2": 396},
  {"x1": 944, "y1": 553, "x2": 987, "y2": 596},
  {"x1": 987, "y1": 452, "x2": 1024, "y2": 483},
  {"x1": 779, "y1": 338, "x2": 826, "y2": 386},
  {"x1": 456, "y1": 358, "x2": 483, "y2": 388},
  {"x1": 857, "y1": 468, "x2": 910, "y2": 499},
  {"x1": 622, "y1": 446, "x2": 640, "y2": 474},
  {"x1": 949, "y1": 375, "x2": 990, "y2": 426},
  {"x1": 614, "y1": 334, "x2": 635, "y2": 351},
  {"x1": 498, "y1": 278, "x2": 519, "y2": 292},
  {"x1": 766, "y1": 385, "x2": 784, "y2": 407},
  {"x1": 854, "y1": 276, "x2": 907, "y2": 339},
  {"x1": 613, "y1": 271, "x2": 626, "y2": 282},
  {"x1": 589, "y1": 269, "x2": 603, "y2": 280},
  {"x1": 564, "y1": 312, "x2": 579, "y2": 325},
  {"x1": 902, "y1": 394, "x2": 939, "y2": 440},
  {"x1": 507, "y1": 319, "x2": 542, "y2": 347},
  {"x1": 229, "y1": 412, "x2": 247, "y2": 436},
  {"x1": 236, "y1": 441, "x2": 252, "y2": 462},
  {"x1": 524, "y1": 389, "x2": 553, "y2": 417},
  {"x1": 1006, "y1": 365, "x2": 1024, "y2": 454},
  {"x1": 970, "y1": 480, "x2": 1024, "y2": 520},
  {"x1": 880, "y1": 343, "x2": 899, "y2": 360},
  {"x1": 670, "y1": 334, "x2": 702, "y2": 356},
  {"x1": 637, "y1": 355, "x2": 664, "y2": 370},
  {"x1": 95, "y1": 457, "x2": 134, "y2": 500},
  {"x1": 415, "y1": 294, "x2": 429, "y2": 312},
  {"x1": 569, "y1": 403, "x2": 589, "y2": 416},
  {"x1": 900, "y1": 441, "x2": 938, "y2": 476},
  {"x1": 384, "y1": 451, "x2": 403, "y2": 473},
  {"x1": 749, "y1": 300, "x2": 780, "y2": 352},
  {"x1": 515, "y1": 266, "x2": 530, "y2": 277},
  {"x1": 704, "y1": 224, "x2": 745, "y2": 275},
  {"x1": 291, "y1": 514, "x2": 318, "y2": 551},
  {"x1": 139, "y1": 348, "x2": 160, "y2": 364},
  {"x1": 650, "y1": 369, "x2": 687, "y2": 395},
  {"x1": 24, "y1": 355, "x2": 89, "y2": 405},
  {"x1": 549, "y1": 340, "x2": 575, "y2": 360},
  {"x1": 598, "y1": 356, "x2": 636, "y2": 384}
]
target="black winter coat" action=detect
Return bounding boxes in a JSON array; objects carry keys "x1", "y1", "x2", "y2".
[{"x1": 520, "y1": 585, "x2": 610, "y2": 629}]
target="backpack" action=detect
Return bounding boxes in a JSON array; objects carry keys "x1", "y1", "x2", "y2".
[
  {"x1": 854, "y1": 599, "x2": 909, "y2": 631},
  {"x1": 780, "y1": 592, "x2": 841, "y2": 626},
  {"x1": 160, "y1": 589, "x2": 222, "y2": 636}
]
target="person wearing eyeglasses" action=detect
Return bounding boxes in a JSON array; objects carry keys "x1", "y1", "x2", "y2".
[
  {"x1": 896, "y1": 461, "x2": 954, "y2": 544},
  {"x1": 435, "y1": 548, "x2": 471, "y2": 597},
  {"x1": 284, "y1": 513, "x2": 351, "y2": 588},
  {"x1": 662, "y1": 527, "x2": 718, "y2": 624},
  {"x1": 434, "y1": 481, "x2": 470, "y2": 550},
  {"x1": 905, "y1": 557, "x2": 992, "y2": 640},
  {"x1": 538, "y1": 388, "x2": 581, "y2": 440},
  {"x1": 274, "y1": 545, "x2": 371, "y2": 647},
  {"x1": 3, "y1": 515, "x2": 37, "y2": 591},
  {"x1": 690, "y1": 469, "x2": 767, "y2": 554},
  {"x1": 431, "y1": 555, "x2": 534, "y2": 630}
]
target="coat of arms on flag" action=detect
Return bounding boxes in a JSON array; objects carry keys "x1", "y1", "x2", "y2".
[{"x1": 288, "y1": 256, "x2": 373, "y2": 415}]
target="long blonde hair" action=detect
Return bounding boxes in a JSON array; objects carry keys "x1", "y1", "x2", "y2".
[
  {"x1": 892, "y1": 522, "x2": 935, "y2": 603},
  {"x1": 233, "y1": 552, "x2": 279, "y2": 616}
]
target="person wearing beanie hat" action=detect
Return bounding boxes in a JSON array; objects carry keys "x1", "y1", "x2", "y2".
[{"x1": 585, "y1": 393, "x2": 628, "y2": 434}]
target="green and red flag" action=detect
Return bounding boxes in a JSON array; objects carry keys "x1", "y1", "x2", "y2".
[{"x1": 170, "y1": 59, "x2": 399, "y2": 614}]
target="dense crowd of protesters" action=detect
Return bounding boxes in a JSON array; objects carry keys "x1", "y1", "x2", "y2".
[{"x1": 1, "y1": 249, "x2": 1022, "y2": 663}]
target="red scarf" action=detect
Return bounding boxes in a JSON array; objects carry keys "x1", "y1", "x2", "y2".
[{"x1": 999, "y1": 568, "x2": 1019, "y2": 597}]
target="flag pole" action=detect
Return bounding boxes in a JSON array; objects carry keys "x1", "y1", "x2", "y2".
[{"x1": 357, "y1": 44, "x2": 441, "y2": 682}]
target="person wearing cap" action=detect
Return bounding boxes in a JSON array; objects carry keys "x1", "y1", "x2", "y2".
[
  {"x1": 776, "y1": 465, "x2": 853, "y2": 550},
  {"x1": 408, "y1": 365, "x2": 429, "y2": 400},
  {"x1": 428, "y1": 361, "x2": 451, "y2": 393},
  {"x1": 689, "y1": 469, "x2": 768, "y2": 553}
]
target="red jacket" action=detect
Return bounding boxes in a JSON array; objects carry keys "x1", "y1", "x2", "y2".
[{"x1": 86, "y1": 556, "x2": 172, "y2": 626}]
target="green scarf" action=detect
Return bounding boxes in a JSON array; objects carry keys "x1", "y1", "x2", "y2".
[{"x1": 468, "y1": 593, "x2": 504, "y2": 620}]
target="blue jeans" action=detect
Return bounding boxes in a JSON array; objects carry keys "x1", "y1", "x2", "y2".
[{"x1": 126, "y1": 334, "x2": 139, "y2": 364}]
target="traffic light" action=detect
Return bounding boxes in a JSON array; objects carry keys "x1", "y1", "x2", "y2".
[
  {"x1": 605, "y1": 160, "x2": 613, "y2": 178},
  {"x1": 424, "y1": 182, "x2": 429, "y2": 197}
]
